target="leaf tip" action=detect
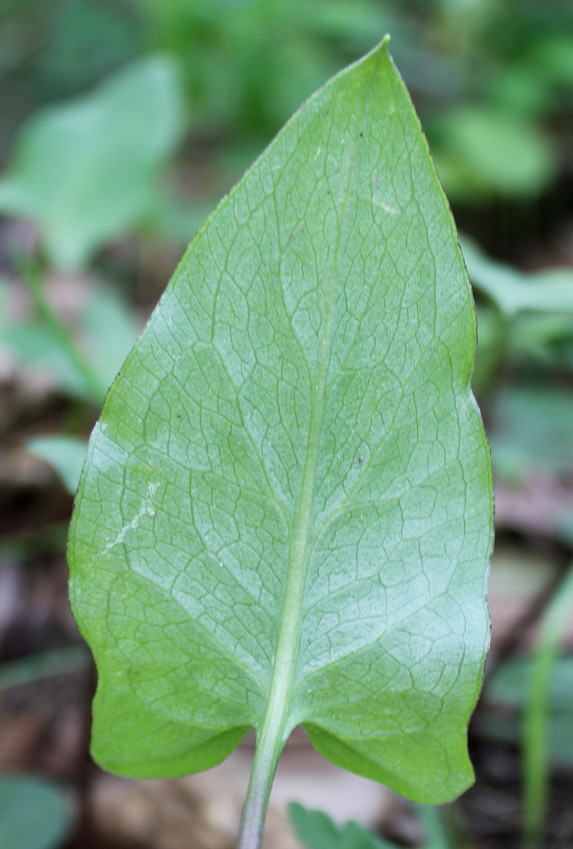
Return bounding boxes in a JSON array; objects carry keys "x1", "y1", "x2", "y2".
[
  {"x1": 373, "y1": 34, "x2": 392, "y2": 57},
  {"x1": 360, "y1": 34, "x2": 392, "y2": 70}
]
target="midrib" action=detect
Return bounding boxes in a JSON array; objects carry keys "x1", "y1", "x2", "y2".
[
  {"x1": 257, "y1": 56, "x2": 376, "y2": 763},
  {"x1": 261, "y1": 178, "x2": 358, "y2": 754},
  {"x1": 259, "y1": 324, "x2": 335, "y2": 749},
  {"x1": 239, "y1": 313, "x2": 336, "y2": 845}
]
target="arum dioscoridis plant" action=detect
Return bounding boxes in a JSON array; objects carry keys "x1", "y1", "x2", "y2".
[{"x1": 68, "y1": 38, "x2": 493, "y2": 849}]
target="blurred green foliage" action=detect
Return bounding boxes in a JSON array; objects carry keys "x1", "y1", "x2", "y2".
[
  {"x1": 488, "y1": 386, "x2": 573, "y2": 483},
  {"x1": 0, "y1": 274, "x2": 139, "y2": 402},
  {"x1": 25, "y1": 436, "x2": 88, "y2": 494},
  {"x1": 2, "y1": 0, "x2": 573, "y2": 202},
  {"x1": 464, "y1": 238, "x2": 573, "y2": 319},
  {"x1": 481, "y1": 564, "x2": 573, "y2": 847},
  {"x1": 523, "y1": 564, "x2": 573, "y2": 848},
  {"x1": 0, "y1": 775, "x2": 73, "y2": 849},
  {"x1": 289, "y1": 801, "x2": 453, "y2": 849},
  {"x1": 465, "y1": 238, "x2": 573, "y2": 405},
  {"x1": 434, "y1": 107, "x2": 555, "y2": 199},
  {"x1": 289, "y1": 801, "x2": 398, "y2": 849},
  {"x1": 0, "y1": 0, "x2": 570, "y2": 521},
  {"x1": 485, "y1": 655, "x2": 573, "y2": 767},
  {"x1": 0, "y1": 55, "x2": 186, "y2": 269}
]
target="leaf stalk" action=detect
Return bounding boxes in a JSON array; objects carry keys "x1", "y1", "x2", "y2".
[{"x1": 236, "y1": 723, "x2": 285, "y2": 849}]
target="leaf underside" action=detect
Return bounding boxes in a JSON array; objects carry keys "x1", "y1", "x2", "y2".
[{"x1": 68, "y1": 41, "x2": 493, "y2": 804}]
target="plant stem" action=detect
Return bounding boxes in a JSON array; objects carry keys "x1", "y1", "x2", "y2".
[
  {"x1": 237, "y1": 726, "x2": 284, "y2": 849},
  {"x1": 236, "y1": 247, "x2": 333, "y2": 846},
  {"x1": 523, "y1": 561, "x2": 573, "y2": 849}
]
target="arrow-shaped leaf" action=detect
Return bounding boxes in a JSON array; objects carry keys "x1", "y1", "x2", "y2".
[{"x1": 68, "y1": 40, "x2": 493, "y2": 849}]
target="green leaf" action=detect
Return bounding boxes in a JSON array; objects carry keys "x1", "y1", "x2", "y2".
[
  {"x1": 0, "y1": 646, "x2": 89, "y2": 691},
  {"x1": 288, "y1": 802, "x2": 396, "y2": 849},
  {"x1": 0, "y1": 277, "x2": 140, "y2": 403},
  {"x1": 288, "y1": 802, "x2": 454, "y2": 849},
  {"x1": 80, "y1": 286, "x2": 141, "y2": 390},
  {"x1": 26, "y1": 435, "x2": 88, "y2": 494},
  {"x1": 416, "y1": 805, "x2": 454, "y2": 849},
  {"x1": 0, "y1": 55, "x2": 186, "y2": 269},
  {"x1": 432, "y1": 107, "x2": 554, "y2": 200},
  {"x1": 485, "y1": 656, "x2": 573, "y2": 764},
  {"x1": 1, "y1": 321, "x2": 89, "y2": 398},
  {"x1": 68, "y1": 39, "x2": 493, "y2": 837},
  {"x1": 489, "y1": 384, "x2": 573, "y2": 480},
  {"x1": 0, "y1": 775, "x2": 73, "y2": 849},
  {"x1": 463, "y1": 237, "x2": 573, "y2": 319}
]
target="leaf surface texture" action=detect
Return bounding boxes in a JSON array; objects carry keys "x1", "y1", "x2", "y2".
[{"x1": 69, "y1": 42, "x2": 493, "y2": 802}]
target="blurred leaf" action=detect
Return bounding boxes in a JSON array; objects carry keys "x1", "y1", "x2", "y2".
[
  {"x1": 531, "y1": 36, "x2": 573, "y2": 90},
  {"x1": 489, "y1": 384, "x2": 573, "y2": 481},
  {"x1": 416, "y1": 805, "x2": 454, "y2": 849},
  {"x1": 147, "y1": 194, "x2": 218, "y2": 248},
  {"x1": 556, "y1": 513, "x2": 573, "y2": 547},
  {"x1": 289, "y1": 801, "x2": 453, "y2": 849},
  {"x1": 80, "y1": 286, "x2": 140, "y2": 389},
  {"x1": 472, "y1": 305, "x2": 504, "y2": 393},
  {"x1": 26, "y1": 435, "x2": 87, "y2": 494},
  {"x1": 494, "y1": 70, "x2": 548, "y2": 117},
  {"x1": 463, "y1": 237, "x2": 573, "y2": 318},
  {"x1": 0, "y1": 276, "x2": 140, "y2": 403},
  {"x1": 508, "y1": 314, "x2": 573, "y2": 366},
  {"x1": 433, "y1": 107, "x2": 554, "y2": 199},
  {"x1": 306, "y1": 0, "x2": 397, "y2": 44},
  {"x1": 2, "y1": 321, "x2": 95, "y2": 399},
  {"x1": 131, "y1": 0, "x2": 413, "y2": 134},
  {"x1": 260, "y1": 37, "x2": 338, "y2": 127},
  {"x1": 488, "y1": 656, "x2": 573, "y2": 711},
  {"x1": 481, "y1": 656, "x2": 573, "y2": 767},
  {"x1": 483, "y1": 559, "x2": 573, "y2": 831},
  {"x1": 0, "y1": 55, "x2": 186, "y2": 269},
  {"x1": 37, "y1": 0, "x2": 143, "y2": 96},
  {"x1": 0, "y1": 645, "x2": 89, "y2": 690},
  {"x1": 0, "y1": 775, "x2": 73, "y2": 849},
  {"x1": 474, "y1": 305, "x2": 573, "y2": 394},
  {"x1": 288, "y1": 802, "x2": 397, "y2": 849}
]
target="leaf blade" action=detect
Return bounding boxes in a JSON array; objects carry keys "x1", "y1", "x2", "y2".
[{"x1": 68, "y1": 40, "x2": 492, "y2": 804}]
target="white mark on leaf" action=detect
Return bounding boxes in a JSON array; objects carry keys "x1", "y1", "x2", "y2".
[
  {"x1": 103, "y1": 481, "x2": 160, "y2": 553},
  {"x1": 372, "y1": 198, "x2": 399, "y2": 215}
]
